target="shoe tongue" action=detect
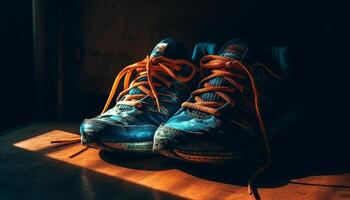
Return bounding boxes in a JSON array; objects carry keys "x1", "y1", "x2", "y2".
[
  {"x1": 119, "y1": 39, "x2": 188, "y2": 111},
  {"x1": 191, "y1": 39, "x2": 250, "y2": 118},
  {"x1": 150, "y1": 39, "x2": 188, "y2": 59},
  {"x1": 218, "y1": 38, "x2": 250, "y2": 60}
]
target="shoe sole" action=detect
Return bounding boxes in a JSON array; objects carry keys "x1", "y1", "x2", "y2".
[
  {"x1": 156, "y1": 140, "x2": 264, "y2": 165},
  {"x1": 83, "y1": 141, "x2": 154, "y2": 153},
  {"x1": 154, "y1": 106, "x2": 303, "y2": 164}
]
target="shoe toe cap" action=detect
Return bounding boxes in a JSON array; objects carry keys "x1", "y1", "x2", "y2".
[
  {"x1": 80, "y1": 119, "x2": 103, "y2": 144},
  {"x1": 153, "y1": 124, "x2": 210, "y2": 151},
  {"x1": 80, "y1": 119, "x2": 157, "y2": 145}
]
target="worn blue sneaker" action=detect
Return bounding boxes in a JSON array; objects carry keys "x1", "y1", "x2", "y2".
[
  {"x1": 80, "y1": 39, "x2": 216, "y2": 153},
  {"x1": 153, "y1": 38, "x2": 302, "y2": 163}
]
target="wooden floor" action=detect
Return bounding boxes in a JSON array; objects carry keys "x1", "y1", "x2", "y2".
[{"x1": 0, "y1": 122, "x2": 349, "y2": 200}]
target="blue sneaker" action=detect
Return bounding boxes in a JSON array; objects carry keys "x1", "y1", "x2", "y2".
[
  {"x1": 80, "y1": 39, "x2": 216, "y2": 153},
  {"x1": 153, "y1": 38, "x2": 302, "y2": 163}
]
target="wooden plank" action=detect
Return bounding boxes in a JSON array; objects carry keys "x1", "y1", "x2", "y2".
[{"x1": 1, "y1": 122, "x2": 349, "y2": 200}]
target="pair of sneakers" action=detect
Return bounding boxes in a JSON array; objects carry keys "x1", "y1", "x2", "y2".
[{"x1": 79, "y1": 38, "x2": 301, "y2": 197}]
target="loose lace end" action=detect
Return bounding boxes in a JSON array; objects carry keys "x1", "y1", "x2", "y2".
[{"x1": 50, "y1": 137, "x2": 81, "y2": 144}]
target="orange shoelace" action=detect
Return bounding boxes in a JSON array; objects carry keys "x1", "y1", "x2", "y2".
[
  {"x1": 51, "y1": 55, "x2": 197, "y2": 157},
  {"x1": 102, "y1": 55, "x2": 197, "y2": 114},
  {"x1": 182, "y1": 55, "x2": 284, "y2": 200}
]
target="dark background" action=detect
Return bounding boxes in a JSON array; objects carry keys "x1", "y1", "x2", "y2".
[
  {"x1": 0, "y1": 0, "x2": 348, "y2": 165},
  {"x1": 0, "y1": 0, "x2": 34, "y2": 129}
]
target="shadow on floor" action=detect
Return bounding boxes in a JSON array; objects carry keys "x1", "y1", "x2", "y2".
[
  {"x1": 98, "y1": 119, "x2": 350, "y2": 190},
  {"x1": 2, "y1": 121, "x2": 349, "y2": 200}
]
